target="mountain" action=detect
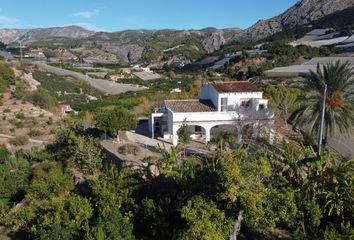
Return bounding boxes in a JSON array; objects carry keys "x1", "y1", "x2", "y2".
[
  {"x1": 233, "y1": 0, "x2": 354, "y2": 42},
  {"x1": 0, "y1": 26, "x2": 94, "y2": 44},
  {"x1": 0, "y1": 0, "x2": 353, "y2": 64},
  {"x1": 0, "y1": 29, "x2": 28, "y2": 44},
  {"x1": 17, "y1": 26, "x2": 95, "y2": 44}
]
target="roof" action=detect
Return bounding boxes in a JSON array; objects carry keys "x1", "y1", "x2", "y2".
[
  {"x1": 209, "y1": 81, "x2": 261, "y2": 93},
  {"x1": 164, "y1": 99, "x2": 216, "y2": 113}
]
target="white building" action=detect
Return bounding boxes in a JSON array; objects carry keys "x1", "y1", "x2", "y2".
[{"x1": 149, "y1": 81, "x2": 275, "y2": 146}]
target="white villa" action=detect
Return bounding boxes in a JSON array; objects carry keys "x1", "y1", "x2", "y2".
[{"x1": 149, "y1": 81, "x2": 275, "y2": 146}]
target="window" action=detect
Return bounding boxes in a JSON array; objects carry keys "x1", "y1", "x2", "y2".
[
  {"x1": 259, "y1": 104, "x2": 265, "y2": 110},
  {"x1": 220, "y1": 98, "x2": 228, "y2": 112},
  {"x1": 241, "y1": 100, "x2": 250, "y2": 108}
]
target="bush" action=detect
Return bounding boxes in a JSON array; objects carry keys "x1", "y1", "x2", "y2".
[
  {"x1": 3, "y1": 108, "x2": 11, "y2": 113},
  {"x1": 26, "y1": 87, "x2": 58, "y2": 110},
  {"x1": 15, "y1": 112, "x2": 25, "y2": 119},
  {"x1": 46, "y1": 117, "x2": 53, "y2": 125},
  {"x1": 9, "y1": 136, "x2": 29, "y2": 146},
  {"x1": 28, "y1": 129, "x2": 43, "y2": 137},
  {"x1": 13, "y1": 84, "x2": 27, "y2": 100}
]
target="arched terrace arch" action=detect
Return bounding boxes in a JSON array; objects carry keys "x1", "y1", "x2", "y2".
[
  {"x1": 209, "y1": 124, "x2": 241, "y2": 145},
  {"x1": 172, "y1": 124, "x2": 207, "y2": 146}
]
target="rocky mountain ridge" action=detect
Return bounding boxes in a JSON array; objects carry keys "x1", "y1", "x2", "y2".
[
  {"x1": 233, "y1": 0, "x2": 354, "y2": 42},
  {"x1": 0, "y1": 0, "x2": 353, "y2": 63}
]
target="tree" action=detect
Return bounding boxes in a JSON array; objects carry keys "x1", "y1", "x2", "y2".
[
  {"x1": 0, "y1": 154, "x2": 31, "y2": 206},
  {"x1": 86, "y1": 209, "x2": 134, "y2": 240},
  {"x1": 69, "y1": 136, "x2": 103, "y2": 175},
  {"x1": 208, "y1": 130, "x2": 236, "y2": 154},
  {"x1": 26, "y1": 87, "x2": 58, "y2": 110},
  {"x1": 94, "y1": 107, "x2": 138, "y2": 137},
  {"x1": 26, "y1": 161, "x2": 74, "y2": 201},
  {"x1": 88, "y1": 168, "x2": 136, "y2": 240},
  {"x1": 0, "y1": 62, "x2": 15, "y2": 93},
  {"x1": 180, "y1": 196, "x2": 232, "y2": 240},
  {"x1": 291, "y1": 61, "x2": 354, "y2": 143},
  {"x1": 177, "y1": 122, "x2": 191, "y2": 145}
]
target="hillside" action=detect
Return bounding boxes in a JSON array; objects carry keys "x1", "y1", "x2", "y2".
[
  {"x1": 0, "y1": 0, "x2": 353, "y2": 65},
  {"x1": 0, "y1": 29, "x2": 28, "y2": 44},
  {"x1": 233, "y1": 0, "x2": 354, "y2": 42}
]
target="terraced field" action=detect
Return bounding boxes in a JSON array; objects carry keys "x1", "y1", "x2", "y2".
[{"x1": 33, "y1": 62, "x2": 147, "y2": 94}]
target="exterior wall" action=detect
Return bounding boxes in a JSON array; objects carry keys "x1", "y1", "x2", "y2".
[
  {"x1": 200, "y1": 84, "x2": 219, "y2": 109},
  {"x1": 200, "y1": 84, "x2": 263, "y2": 112},
  {"x1": 218, "y1": 92, "x2": 263, "y2": 111}
]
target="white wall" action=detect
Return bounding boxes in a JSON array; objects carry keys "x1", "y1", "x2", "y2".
[
  {"x1": 200, "y1": 84, "x2": 264, "y2": 112},
  {"x1": 218, "y1": 92, "x2": 263, "y2": 111},
  {"x1": 200, "y1": 84, "x2": 219, "y2": 109}
]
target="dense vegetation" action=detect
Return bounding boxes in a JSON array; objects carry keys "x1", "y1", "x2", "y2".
[
  {"x1": 70, "y1": 73, "x2": 204, "y2": 112},
  {"x1": 0, "y1": 62, "x2": 16, "y2": 93},
  {"x1": 32, "y1": 71, "x2": 102, "y2": 106},
  {"x1": 0, "y1": 117, "x2": 352, "y2": 240}
]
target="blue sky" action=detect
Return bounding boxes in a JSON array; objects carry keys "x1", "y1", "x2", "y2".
[{"x1": 0, "y1": 0, "x2": 299, "y2": 32}]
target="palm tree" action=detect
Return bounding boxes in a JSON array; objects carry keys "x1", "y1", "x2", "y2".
[{"x1": 292, "y1": 61, "x2": 354, "y2": 144}]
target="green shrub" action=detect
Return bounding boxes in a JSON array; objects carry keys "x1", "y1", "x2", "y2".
[
  {"x1": 15, "y1": 112, "x2": 25, "y2": 119},
  {"x1": 9, "y1": 136, "x2": 29, "y2": 146},
  {"x1": 3, "y1": 108, "x2": 11, "y2": 113},
  {"x1": 46, "y1": 117, "x2": 53, "y2": 125},
  {"x1": 31, "y1": 118, "x2": 38, "y2": 126},
  {"x1": 28, "y1": 129, "x2": 43, "y2": 137}
]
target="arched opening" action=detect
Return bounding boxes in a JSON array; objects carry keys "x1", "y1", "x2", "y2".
[
  {"x1": 182, "y1": 125, "x2": 206, "y2": 143},
  {"x1": 210, "y1": 124, "x2": 238, "y2": 142}
]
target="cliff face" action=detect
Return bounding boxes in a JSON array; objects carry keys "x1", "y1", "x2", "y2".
[
  {"x1": 281, "y1": 0, "x2": 354, "y2": 26},
  {"x1": 233, "y1": 0, "x2": 354, "y2": 42}
]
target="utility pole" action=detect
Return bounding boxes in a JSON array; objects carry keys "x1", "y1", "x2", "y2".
[
  {"x1": 317, "y1": 84, "x2": 327, "y2": 158},
  {"x1": 18, "y1": 42, "x2": 24, "y2": 62}
]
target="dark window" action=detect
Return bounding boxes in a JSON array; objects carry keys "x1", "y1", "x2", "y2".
[
  {"x1": 241, "y1": 100, "x2": 250, "y2": 108},
  {"x1": 259, "y1": 104, "x2": 265, "y2": 110}
]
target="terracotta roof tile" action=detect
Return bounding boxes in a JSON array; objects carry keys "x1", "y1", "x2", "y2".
[
  {"x1": 164, "y1": 99, "x2": 216, "y2": 113},
  {"x1": 209, "y1": 81, "x2": 261, "y2": 93}
]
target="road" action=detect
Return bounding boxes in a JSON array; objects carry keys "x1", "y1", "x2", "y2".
[{"x1": 33, "y1": 62, "x2": 147, "y2": 95}]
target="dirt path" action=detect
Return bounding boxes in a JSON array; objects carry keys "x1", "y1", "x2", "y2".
[{"x1": 0, "y1": 133, "x2": 48, "y2": 144}]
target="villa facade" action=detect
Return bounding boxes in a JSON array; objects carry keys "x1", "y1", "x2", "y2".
[{"x1": 149, "y1": 81, "x2": 275, "y2": 146}]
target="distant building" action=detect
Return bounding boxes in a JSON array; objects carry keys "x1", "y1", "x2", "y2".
[
  {"x1": 28, "y1": 48, "x2": 46, "y2": 59},
  {"x1": 170, "y1": 88, "x2": 182, "y2": 93},
  {"x1": 60, "y1": 104, "x2": 73, "y2": 115},
  {"x1": 141, "y1": 67, "x2": 151, "y2": 72},
  {"x1": 149, "y1": 81, "x2": 275, "y2": 146}
]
